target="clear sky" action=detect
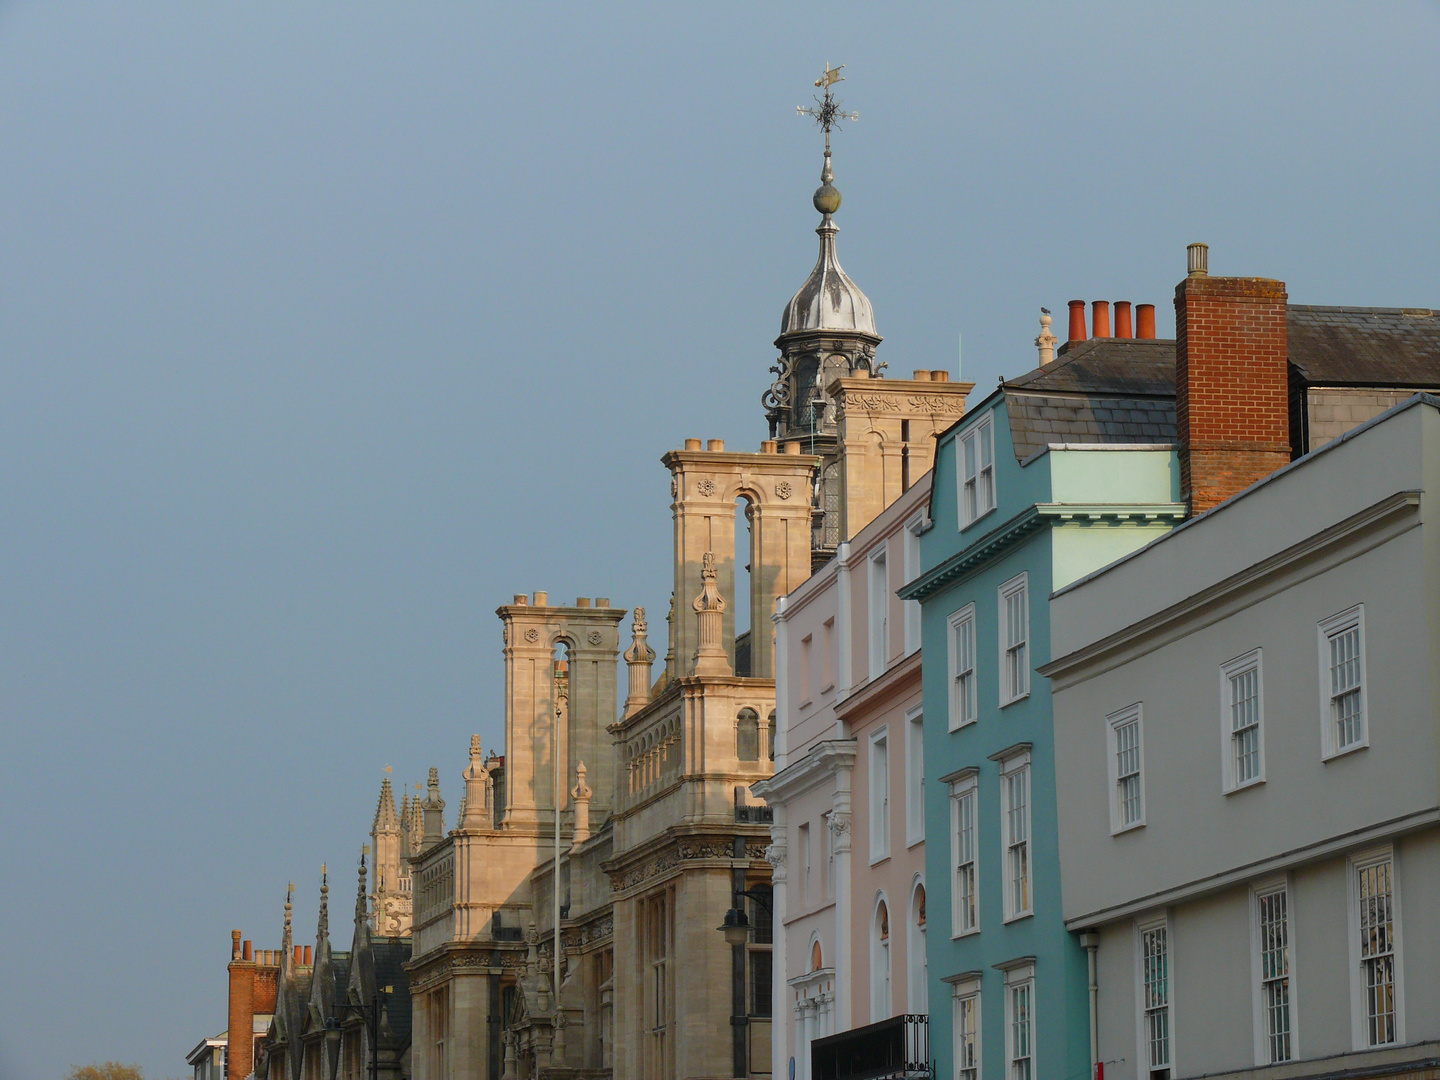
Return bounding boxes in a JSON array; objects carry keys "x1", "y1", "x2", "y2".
[{"x1": 1, "y1": 3, "x2": 1437, "y2": 1077}]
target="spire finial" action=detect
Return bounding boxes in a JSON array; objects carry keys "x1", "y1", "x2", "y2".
[
  {"x1": 797, "y1": 63, "x2": 856, "y2": 218},
  {"x1": 318, "y1": 864, "x2": 329, "y2": 940},
  {"x1": 356, "y1": 849, "x2": 368, "y2": 925},
  {"x1": 1035, "y1": 308, "x2": 1058, "y2": 366},
  {"x1": 690, "y1": 552, "x2": 733, "y2": 677},
  {"x1": 282, "y1": 882, "x2": 294, "y2": 954}
]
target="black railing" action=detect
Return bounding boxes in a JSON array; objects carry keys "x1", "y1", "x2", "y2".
[
  {"x1": 812, "y1": 1014, "x2": 930, "y2": 1080},
  {"x1": 735, "y1": 804, "x2": 775, "y2": 824}
]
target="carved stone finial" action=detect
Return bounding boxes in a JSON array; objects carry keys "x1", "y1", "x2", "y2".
[
  {"x1": 690, "y1": 552, "x2": 733, "y2": 677},
  {"x1": 317, "y1": 865, "x2": 330, "y2": 942},
  {"x1": 421, "y1": 766, "x2": 446, "y2": 849},
  {"x1": 570, "y1": 761, "x2": 593, "y2": 846},
  {"x1": 462, "y1": 733, "x2": 489, "y2": 828},
  {"x1": 623, "y1": 607, "x2": 658, "y2": 717},
  {"x1": 1035, "y1": 307, "x2": 1058, "y2": 366}
]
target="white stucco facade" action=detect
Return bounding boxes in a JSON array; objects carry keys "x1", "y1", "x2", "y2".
[{"x1": 1042, "y1": 397, "x2": 1440, "y2": 1080}]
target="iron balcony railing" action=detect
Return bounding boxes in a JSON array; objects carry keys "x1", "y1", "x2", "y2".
[{"x1": 812, "y1": 1013, "x2": 930, "y2": 1080}]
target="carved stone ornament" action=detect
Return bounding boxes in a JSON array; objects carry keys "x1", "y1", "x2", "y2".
[
  {"x1": 671, "y1": 477, "x2": 678, "y2": 498},
  {"x1": 775, "y1": 481, "x2": 793, "y2": 500},
  {"x1": 763, "y1": 843, "x2": 786, "y2": 868},
  {"x1": 695, "y1": 478, "x2": 717, "y2": 497},
  {"x1": 906, "y1": 393, "x2": 967, "y2": 412},
  {"x1": 525, "y1": 628, "x2": 540, "y2": 643},
  {"x1": 828, "y1": 812, "x2": 851, "y2": 837},
  {"x1": 587, "y1": 630, "x2": 603, "y2": 645}
]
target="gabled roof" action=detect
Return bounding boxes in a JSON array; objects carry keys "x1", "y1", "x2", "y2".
[
  {"x1": 1287, "y1": 306, "x2": 1440, "y2": 386},
  {"x1": 1007, "y1": 337, "x2": 1177, "y2": 396}
]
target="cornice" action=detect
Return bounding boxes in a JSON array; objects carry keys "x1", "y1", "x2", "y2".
[
  {"x1": 834, "y1": 650, "x2": 922, "y2": 722},
  {"x1": 751, "y1": 739, "x2": 858, "y2": 802},
  {"x1": 1039, "y1": 489, "x2": 1421, "y2": 688}
]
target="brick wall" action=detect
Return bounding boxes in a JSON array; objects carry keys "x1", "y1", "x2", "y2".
[{"x1": 1174, "y1": 275, "x2": 1290, "y2": 515}]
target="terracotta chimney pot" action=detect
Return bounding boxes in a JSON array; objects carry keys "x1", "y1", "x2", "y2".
[
  {"x1": 706, "y1": 439, "x2": 724, "y2": 451},
  {"x1": 912, "y1": 369, "x2": 931, "y2": 381},
  {"x1": 1091, "y1": 300, "x2": 1111, "y2": 338},
  {"x1": 932, "y1": 370, "x2": 949, "y2": 383},
  {"x1": 241, "y1": 938, "x2": 252, "y2": 961},
  {"x1": 1136, "y1": 304, "x2": 1157, "y2": 339},
  {"x1": 1067, "y1": 300, "x2": 1086, "y2": 342},
  {"x1": 1114, "y1": 301, "x2": 1133, "y2": 338}
]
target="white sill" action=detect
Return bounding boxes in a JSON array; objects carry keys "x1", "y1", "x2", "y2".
[
  {"x1": 960, "y1": 504, "x2": 998, "y2": 534},
  {"x1": 906, "y1": 835, "x2": 924, "y2": 851},
  {"x1": 869, "y1": 853, "x2": 891, "y2": 868},
  {"x1": 820, "y1": 683, "x2": 835, "y2": 694},
  {"x1": 1323, "y1": 739, "x2": 1369, "y2": 763},
  {"x1": 999, "y1": 692, "x2": 1030, "y2": 709},
  {"x1": 799, "y1": 698, "x2": 813, "y2": 711},
  {"x1": 949, "y1": 718, "x2": 977, "y2": 734},
  {"x1": 1110, "y1": 820, "x2": 1145, "y2": 836},
  {"x1": 1224, "y1": 776, "x2": 1265, "y2": 796},
  {"x1": 1002, "y1": 911, "x2": 1034, "y2": 925},
  {"x1": 951, "y1": 927, "x2": 980, "y2": 941}
]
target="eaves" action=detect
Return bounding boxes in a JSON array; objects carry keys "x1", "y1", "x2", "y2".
[
  {"x1": 900, "y1": 502, "x2": 1185, "y2": 603},
  {"x1": 751, "y1": 738, "x2": 858, "y2": 803},
  {"x1": 1039, "y1": 489, "x2": 1421, "y2": 689}
]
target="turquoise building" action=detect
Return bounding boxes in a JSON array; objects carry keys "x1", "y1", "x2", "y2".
[{"x1": 900, "y1": 339, "x2": 1184, "y2": 1080}]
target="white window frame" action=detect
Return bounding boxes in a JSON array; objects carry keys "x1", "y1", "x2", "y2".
[
  {"x1": 871, "y1": 891, "x2": 892, "y2": 1020},
  {"x1": 907, "y1": 875, "x2": 928, "y2": 1014},
  {"x1": 868, "y1": 545, "x2": 890, "y2": 680},
  {"x1": 946, "y1": 768, "x2": 980, "y2": 938},
  {"x1": 1250, "y1": 876, "x2": 1297, "y2": 1066},
  {"x1": 997, "y1": 573, "x2": 1030, "y2": 707},
  {"x1": 958, "y1": 414, "x2": 997, "y2": 529},
  {"x1": 949, "y1": 973, "x2": 982, "y2": 1080},
  {"x1": 1319, "y1": 605, "x2": 1368, "y2": 760},
  {"x1": 1222, "y1": 649, "x2": 1266, "y2": 792},
  {"x1": 905, "y1": 705, "x2": 925, "y2": 846},
  {"x1": 1136, "y1": 914, "x2": 1174, "y2": 1080},
  {"x1": 904, "y1": 515, "x2": 924, "y2": 655},
  {"x1": 798, "y1": 822, "x2": 812, "y2": 911},
  {"x1": 1001, "y1": 960, "x2": 1036, "y2": 1080},
  {"x1": 1348, "y1": 845, "x2": 1404, "y2": 1050},
  {"x1": 996, "y1": 747, "x2": 1032, "y2": 922},
  {"x1": 948, "y1": 604, "x2": 978, "y2": 732},
  {"x1": 869, "y1": 727, "x2": 890, "y2": 864},
  {"x1": 1106, "y1": 703, "x2": 1145, "y2": 833}
]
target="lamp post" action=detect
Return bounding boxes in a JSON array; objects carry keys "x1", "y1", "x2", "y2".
[
  {"x1": 717, "y1": 888, "x2": 774, "y2": 1078},
  {"x1": 327, "y1": 986, "x2": 391, "y2": 1080}
]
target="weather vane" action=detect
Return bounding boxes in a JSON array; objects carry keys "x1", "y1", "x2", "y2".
[{"x1": 797, "y1": 62, "x2": 858, "y2": 153}]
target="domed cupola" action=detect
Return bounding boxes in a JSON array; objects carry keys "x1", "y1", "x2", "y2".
[
  {"x1": 764, "y1": 142, "x2": 884, "y2": 449},
  {"x1": 779, "y1": 151, "x2": 878, "y2": 339}
]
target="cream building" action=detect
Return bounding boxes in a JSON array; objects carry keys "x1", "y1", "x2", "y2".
[{"x1": 391, "y1": 132, "x2": 967, "y2": 1080}]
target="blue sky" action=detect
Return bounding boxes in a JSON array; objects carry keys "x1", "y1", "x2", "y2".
[{"x1": 1, "y1": 3, "x2": 1437, "y2": 1077}]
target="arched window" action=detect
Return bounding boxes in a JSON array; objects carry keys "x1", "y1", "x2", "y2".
[
  {"x1": 908, "y1": 880, "x2": 928, "y2": 1013},
  {"x1": 810, "y1": 939, "x2": 823, "y2": 972},
  {"x1": 737, "y1": 709, "x2": 760, "y2": 761},
  {"x1": 871, "y1": 896, "x2": 891, "y2": 1020},
  {"x1": 767, "y1": 710, "x2": 777, "y2": 761}
]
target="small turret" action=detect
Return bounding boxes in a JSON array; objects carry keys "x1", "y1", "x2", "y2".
[
  {"x1": 690, "y1": 552, "x2": 732, "y2": 677},
  {"x1": 623, "y1": 607, "x2": 657, "y2": 717},
  {"x1": 570, "y1": 762, "x2": 593, "y2": 847},
  {"x1": 421, "y1": 767, "x2": 446, "y2": 849},
  {"x1": 462, "y1": 734, "x2": 488, "y2": 829}
]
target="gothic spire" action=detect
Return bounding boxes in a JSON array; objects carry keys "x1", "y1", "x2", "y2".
[
  {"x1": 317, "y1": 864, "x2": 329, "y2": 942},
  {"x1": 373, "y1": 775, "x2": 399, "y2": 834}
]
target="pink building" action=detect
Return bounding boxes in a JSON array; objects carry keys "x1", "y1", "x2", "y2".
[{"x1": 754, "y1": 472, "x2": 932, "y2": 1080}]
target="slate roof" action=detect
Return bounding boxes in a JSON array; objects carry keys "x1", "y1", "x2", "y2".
[
  {"x1": 1001, "y1": 338, "x2": 1178, "y2": 462},
  {"x1": 1287, "y1": 306, "x2": 1440, "y2": 386},
  {"x1": 373, "y1": 938, "x2": 413, "y2": 1049}
]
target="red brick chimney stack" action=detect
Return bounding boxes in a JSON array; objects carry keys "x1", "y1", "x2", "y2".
[
  {"x1": 227, "y1": 930, "x2": 255, "y2": 1080},
  {"x1": 1174, "y1": 242, "x2": 1290, "y2": 516}
]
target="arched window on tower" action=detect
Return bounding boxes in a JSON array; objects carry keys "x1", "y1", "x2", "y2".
[{"x1": 736, "y1": 709, "x2": 760, "y2": 762}]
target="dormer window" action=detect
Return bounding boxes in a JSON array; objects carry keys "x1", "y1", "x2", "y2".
[{"x1": 959, "y1": 415, "x2": 996, "y2": 528}]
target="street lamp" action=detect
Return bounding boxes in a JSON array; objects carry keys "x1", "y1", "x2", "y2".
[
  {"x1": 717, "y1": 888, "x2": 774, "y2": 1079},
  {"x1": 716, "y1": 887, "x2": 772, "y2": 945}
]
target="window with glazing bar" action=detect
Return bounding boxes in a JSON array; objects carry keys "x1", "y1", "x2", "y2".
[
  {"x1": 959, "y1": 415, "x2": 996, "y2": 527},
  {"x1": 998, "y1": 574, "x2": 1029, "y2": 706},
  {"x1": 1006, "y1": 977, "x2": 1033, "y2": 1080},
  {"x1": 1107, "y1": 704, "x2": 1144, "y2": 831},
  {"x1": 1001, "y1": 761, "x2": 1031, "y2": 920},
  {"x1": 1319, "y1": 606, "x2": 1366, "y2": 757},
  {"x1": 948, "y1": 605, "x2": 977, "y2": 731},
  {"x1": 1140, "y1": 921, "x2": 1171, "y2": 1080},
  {"x1": 1256, "y1": 885, "x2": 1292, "y2": 1063},
  {"x1": 951, "y1": 781, "x2": 978, "y2": 936},
  {"x1": 954, "y1": 989, "x2": 980, "y2": 1080},
  {"x1": 1357, "y1": 855, "x2": 1397, "y2": 1047}
]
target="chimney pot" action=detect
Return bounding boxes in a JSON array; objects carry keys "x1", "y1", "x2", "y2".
[
  {"x1": 932, "y1": 370, "x2": 949, "y2": 383},
  {"x1": 1091, "y1": 300, "x2": 1111, "y2": 338},
  {"x1": 576, "y1": 597, "x2": 591, "y2": 608},
  {"x1": 1114, "y1": 301, "x2": 1133, "y2": 339},
  {"x1": 303, "y1": 945, "x2": 312, "y2": 966},
  {"x1": 512, "y1": 594, "x2": 528, "y2": 605},
  {"x1": 1136, "y1": 304, "x2": 1157, "y2": 339},
  {"x1": 242, "y1": 939, "x2": 252, "y2": 961},
  {"x1": 912, "y1": 369, "x2": 931, "y2": 381},
  {"x1": 1187, "y1": 242, "x2": 1209, "y2": 277},
  {"x1": 706, "y1": 439, "x2": 724, "y2": 452},
  {"x1": 783, "y1": 440, "x2": 802, "y2": 455},
  {"x1": 761, "y1": 440, "x2": 777, "y2": 454},
  {"x1": 684, "y1": 438, "x2": 702, "y2": 450},
  {"x1": 1067, "y1": 300, "x2": 1087, "y2": 342},
  {"x1": 596, "y1": 597, "x2": 610, "y2": 607},
  {"x1": 294, "y1": 945, "x2": 303, "y2": 965},
  {"x1": 533, "y1": 591, "x2": 547, "y2": 607}
]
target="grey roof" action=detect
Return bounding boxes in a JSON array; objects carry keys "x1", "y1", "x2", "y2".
[
  {"x1": 1287, "y1": 306, "x2": 1440, "y2": 386},
  {"x1": 1001, "y1": 338, "x2": 1178, "y2": 462}
]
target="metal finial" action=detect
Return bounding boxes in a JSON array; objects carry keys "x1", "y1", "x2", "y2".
[{"x1": 796, "y1": 62, "x2": 859, "y2": 154}]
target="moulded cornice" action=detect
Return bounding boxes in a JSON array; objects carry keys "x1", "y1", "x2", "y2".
[
  {"x1": 834, "y1": 650, "x2": 921, "y2": 721},
  {"x1": 751, "y1": 738, "x2": 857, "y2": 803},
  {"x1": 1039, "y1": 489, "x2": 1421, "y2": 688}
]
